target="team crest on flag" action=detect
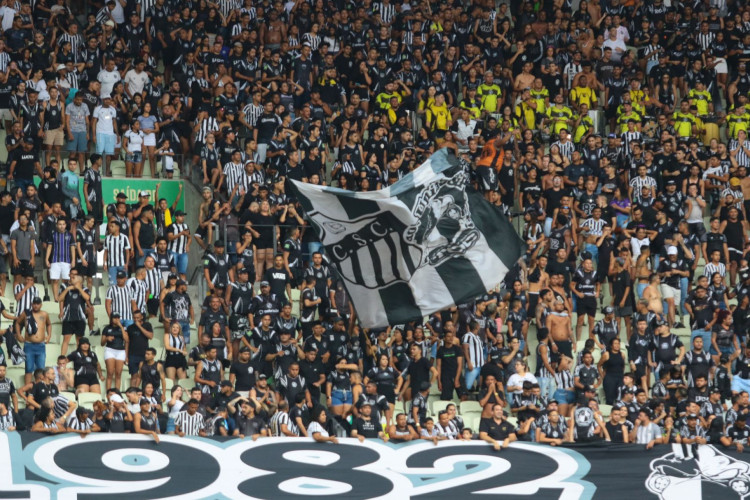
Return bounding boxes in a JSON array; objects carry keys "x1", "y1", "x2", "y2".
[{"x1": 291, "y1": 148, "x2": 524, "y2": 328}]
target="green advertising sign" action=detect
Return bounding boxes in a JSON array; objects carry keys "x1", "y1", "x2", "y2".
[{"x1": 101, "y1": 179, "x2": 185, "y2": 211}]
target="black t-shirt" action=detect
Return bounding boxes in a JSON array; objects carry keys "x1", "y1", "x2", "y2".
[
  {"x1": 31, "y1": 381, "x2": 59, "y2": 405},
  {"x1": 353, "y1": 416, "x2": 380, "y2": 438},
  {"x1": 102, "y1": 324, "x2": 126, "y2": 350},
  {"x1": 127, "y1": 321, "x2": 153, "y2": 358},
  {"x1": 405, "y1": 357, "x2": 432, "y2": 393},
  {"x1": 479, "y1": 417, "x2": 515, "y2": 440},
  {"x1": 230, "y1": 360, "x2": 258, "y2": 391},
  {"x1": 0, "y1": 377, "x2": 15, "y2": 408},
  {"x1": 436, "y1": 344, "x2": 462, "y2": 376},
  {"x1": 605, "y1": 421, "x2": 626, "y2": 443}
]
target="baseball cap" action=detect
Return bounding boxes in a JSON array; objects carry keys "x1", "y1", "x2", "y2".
[
  {"x1": 213, "y1": 240, "x2": 225, "y2": 248},
  {"x1": 139, "y1": 190, "x2": 150, "y2": 197},
  {"x1": 239, "y1": 346, "x2": 251, "y2": 353},
  {"x1": 687, "y1": 413, "x2": 698, "y2": 419},
  {"x1": 176, "y1": 279, "x2": 187, "y2": 286},
  {"x1": 111, "y1": 312, "x2": 121, "y2": 318},
  {"x1": 139, "y1": 398, "x2": 151, "y2": 406},
  {"x1": 667, "y1": 246, "x2": 678, "y2": 255},
  {"x1": 665, "y1": 179, "x2": 677, "y2": 186},
  {"x1": 56, "y1": 64, "x2": 66, "y2": 71},
  {"x1": 110, "y1": 394, "x2": 124, "y2": 404},
  {"x1": 237, "y1": 267, "x2": 249, "y2": 274},
  {"x1": 258, "y1": 374, "x2": 268, "y2": 380},
  {"x1": 101, "y1": 93, "x2": 111, "y2": 99},
  {"x1": 116, "y1": 270, "x2": 127, "y2": 279},
  {"x1": 32, "y1": 297, "x2": 42, "y2": 304},
  {"x1": 584, "y1": 385, "x2": 596, "y2": 392},
  {"x1": 174, "y1": 210, "x2": 186, "y2": 216},
  {"x1": 260, "y1": 281, "x2": 270, "y2": 287},
  {"x1": 731, "y1": 177, "x2": 741, "y2": 187},
  {"x1": 220, "y1": 380, "x2": 233, "y2": 388},
  {"x1": 604, "y1": 306, "x2": 614, "y2": 315}
]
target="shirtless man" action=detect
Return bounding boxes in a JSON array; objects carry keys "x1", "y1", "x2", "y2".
[
  {"x1": 513, "y1": 61, "x2": 536, "y2": 98},
  {"x1": 549, "y1": 273, "x2": 573, "y2": 313},
  {"x1": 15, "y1": 297, "x2": 52, "y2": 384},
  {"x1": 547, "y1": 298, "x2": 575, "y2": 358},
  {"x1": 634, "y1": 244, "x2": 652, "y2": 299},
  {"x1": 641, "y1": 273, "x2": 664, "y2": 319},
  {"x1": 260, "y1": 10, "x2": 286, "y2": 50}
]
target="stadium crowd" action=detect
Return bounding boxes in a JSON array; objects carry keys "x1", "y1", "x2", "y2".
[{"x1": 1, "y1": 0, "x2": 750, "y2": 452}]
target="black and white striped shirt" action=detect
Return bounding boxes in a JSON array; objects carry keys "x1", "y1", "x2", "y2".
[
  {"x1": 67, "y1": 416, "x2": 94, "y2": 431},
  {"x1": 218, "y1": 0, "x2": 241, "y2": 18},
  {"x1": 461, "y1": 331, "x2": 484, "y2": 367},
  {"x1": 302, "y1": 33, "x2": 321, "y2": 51},
  {"x1": 104, "y1": 234, "x2": 131, "y2": 267},
  {"x1": 273, "y1": 411, "x2": 298, "y2": 436},
  {"x1": 167, "y1": 223, "x2": 189, "y2": 254},
  {"x1": 127, "y1": 277, "x2": 148, "y2": 314},
  {"x1": 195, "y1": 116, "x2": 219, "y2": 144},
  {"x1": 106, "y1": 284, "x2": 134, "y2": 321},
  {"x1": 696, "y1": 32, "x2": 716, "y2": 51},
  {"x1": 14, "y1": 283, "x2": 38, "y2": 315},
  {"x1": 0, "y1": 52, "x2": 10, "y2": 74},
  {"x1": 730, "y1": 139, "x2": 750, "y2": 167},
  {"x1": 139, "y1": 0, "x2": 156, "y2": 21},
  {"x1": 223, "y1": 161, "x2": 245, "y2": 193},
  {"x1": 0, "y1": 411, "x2": 15, "y2": 430},
  {"x1": 620, "y1": 131, "x2": 641, "y2": 156},
  {"x1": 435, "y1": 420, "x2": 459, "y2": 439},
  {"x1": 144, "y1": 267, "x2": 162, "y2": 296},
  {"x1": 629, "y1": 176, "x2": 657, "y2": 204},
  {"x1": 552, "y1": 139, "x2": 575, "y2": 160},
  {"x1": 174, "y1": 410, "x2": 205, "y2": 435},
  {"x1": 580, "y1": 218, "x2": 607, "y2": 236},
  {"x1": 375, "y1": 2, "x2": 396, "y2": 25},
  {"x1": 555, "y1": 369, "x2": 575, "y2": 390},
  {"x1": 704, "y1": 261, "x2": 727, "y2": 277},
  {"x1": 61, "y1": 70, "x2": 82, "y2": 90},
  {"x1": 58, "y1": 33, "x2": 85, "y2": 61},
  {"x1": 242, "y1": 103, "x2": 263, "y2": 127}
]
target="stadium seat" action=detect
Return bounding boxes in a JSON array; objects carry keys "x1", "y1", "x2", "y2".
[
  {"x1": 78, "y1": 392, "x2": 103, "y2": 407},
  {"x1": 460, "y1": 401, "x2": 482, "y2": 414},
  {"x1": 164, "y1": 378, "x2": 175, "y2": 392},
  {"x1": 177, "y1": 378, "x2": 194, "y2": 393},
  {"x1": 463, "y1": 413, "x2": 481, "y2": 434},
  {"x1": 45, "y1": 343, "x2": 61, "y2": 365},
  {"x1": 58, "y1": 391, "x2": 76, "y2": 405},
  {"x1": 430, "y1": 400, "x2": 453, "y2": 415},
  {"x1": 599, "y1": 404, "x2": 612, "y2": 418},
  {"x1": 6, "y1": 366, "x2": 25, "y2": 391}
]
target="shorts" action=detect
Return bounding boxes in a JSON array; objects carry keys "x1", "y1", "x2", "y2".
[
  {"x1": 576, "y1": 297, "x2": 597, "y2": 317},
  {"x1": 144, "y1": 133, "x2": 156, "y2": 147},
  {"x1": 126, "y1": 151, "x2": 143, "y2": 163},
  {"x1": 128, "y1": 355, "x2": 144, "y2": 375},
  {"x1": 730, "y1": 248, "x2": 743, "y2": 265},
  {"x1": 711, "y1": 345, "x2": 735, "y2": 356},
  {"x1": 555, "y1": 340, "x2": 573, "y2": 359},
  {"x1": 615, "y1": 305, "x2": 633, "y2": 317},
  {"x1": 74, "y1": 373, "x2": 99, "y2": 387},
  {"x1": 62, "y1": 320, "x2": 86, "y2": 337},
  {"x1": 660, "y1": 284, "x2": 681, "y2": 304},
  {"x1": 76, "y1": 261, "x2": 98, "y2": 278},
  {"x1": 331, "y1": 388, "x2": 353, "y2": 406},
  {"x1": 67, "y1": 131, "x2": 88, "y2": 152},
  {"x1": 553, "y1": 388, "x2": 576, "y2": 405},
  {"x1": 104, "y1": 347, "x2": 126, "y2": 361},
  {"x1": 0, "y1": 108, "x2": 11, "y2": 121},
  {"x1": 44, "y1": 128, "x2": 65, "y2": 146},
  {"x1": 12, "y1": 260, "x2": 32, "y2": 276},
  {"x1": 96, "y1": 133, "x2": 116, "y2": 156},
  {"x1": 50, "y1": 262, "x2": 71, "y2": 280},
  {"x1": 165, "y1": 353, "x2": 187, "y2": 370}
]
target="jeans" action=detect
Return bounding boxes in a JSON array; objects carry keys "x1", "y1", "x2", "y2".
[
  {"x1": 179, "y1": 321, "x2": 191, "y2": 343},
  {"x1": 537, "y1": 376, "x2": 554, "y2": 399},
  {"x1": 121, "y1": 319, "x2": 134, "y2": 329},
  {"x1": 13, "y1": 178, "x2": 33, "y2": 193},
  {"x1": 636, "y1": 283, "x2": 647, "y2": 300},
  {"x1": 679, "y1": 277, "x2": 688, "y2": 317},
  {"x1": 107, "y1": 265, "x2": 125, "y2": 285},
  {"x1": 544, "y1": 217, "x2": 553, "y2": 237},
  {"x1": 24, "y1": 342, "x2": 45, "y2": 373},
  {"x1": 465, "y1": 365, "x2": 481, "y2": 391},
  {"x1": 585, "y1": 243, "x2": 599, "y2": 267},
  {"x1": 136, "y1": 248, "x2": 156, "y2": 268},
  {"x1": 170, "y1": 251, "x2": 189, "y2": 276},
  {"x1": 256, "y1": 143, "x2": 269, "y2": 164}
]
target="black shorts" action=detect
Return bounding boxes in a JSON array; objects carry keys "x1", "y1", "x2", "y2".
[
  {"x1": 576, "y1": 297, "x2": 597, "y2": 317},
  {"x1": 165, "y1": 353, "x2": 188, "y2": 370},
  {"x1": 128, "y1": 355, "x2": 144, "y2": 375},
  {"x1": 62, "y1": 320, "x2": 86, "y2": 337},
  {"x1": 555, "y1": 340, "x2": 573, "y2": 359},
  {"x1": 74, "y1": 373, "x2": 99, "y2": 387},
  {"x1": 730, "y1": 248, "x2": 744, "y2": 265},
  {"x1": 12, "y1": 259, "x2": 32, "y2": 276},
  {"x1": 76, "y1": 261, "x2": 98, "y2": 278}
]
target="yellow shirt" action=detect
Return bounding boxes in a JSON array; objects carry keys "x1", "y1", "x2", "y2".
[
  {"x1": 477, "y1": 83, "x2": 502, "y2": 114},
  {"x1": 570, "y1": 86, "x2": 597, "y2": 109},
  {"x1": 574, "y1": 115, "x2": 594, "y2": 143},
  {"x1": 546, "y1": 105, "x2": 574, "y2": 134},
  {"x1": 688, "y1": 89, "x2": 712, "y2": 116},
  {"x1": 459, "y1": 98, "x2": 482, "y2": 120},
  {"x1": 727, "y1": 112, "x2": 750, "y2": 139},
  {"x1": 375, "y1": 92, "x2": 401, "y2": 111},
  {"x1": 673, "y1": 111, "x2": 696, "y2": 137},
  {"x1": 515, "y1": 101, "x2": 537, "y2": 130},
  {"x1": 428, "y1": 103, "x2": 450, "y2": 130},
  {"x1": 529, "y1": 88, "x2": 549, "y2": 114},
  {"x1": 616, "y1": 112, "x2": 642, "y2": 134}
]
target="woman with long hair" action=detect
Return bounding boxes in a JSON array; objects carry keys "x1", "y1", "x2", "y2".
[
  {"x1": 137, "y1": 101, "x2": 159, "y2": 177},
  {"x1": 164, "y1": 321, "x2": 188, "y2": 382},
  {"x1": 67, "y1": 337, "x2": 103, "y2": 395},
  {"x1": 251, "y1": 200, "x2": 276, "y2": 282},
  {"x1": 598, "y1": 338, "x2": 625, "y2": 405}
]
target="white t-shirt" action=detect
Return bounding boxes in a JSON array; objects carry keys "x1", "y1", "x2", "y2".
[
  {"x1": 124, "y1": 129, "x2": 144, "y2": 152},
  {"x1": 124, "y1": 69, "x2": 150, "y2": 95},
  {"x1": 0, "y1": 6, "x2": 16, "y2": 31},
  {"x1": 111, "y1": 0, "x2": 125, "y2": 23},
  {"x1": 506, "y1": 372, "x2": 538, "y2": 394},
  {"x1": 308, "y1": 421, "x2": 328, "y2": 437},
  {"x1": 97, "y1": 69, "x2": 121, "y2": 96},
  {"x1": 93, "y1": 105, "x2": 117, "y2": 134}
]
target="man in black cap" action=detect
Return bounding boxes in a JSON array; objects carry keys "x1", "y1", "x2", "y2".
[
  {"x1": 351, "y1": 401, "x2": 387, "y2": 441},
  {"x1": 592, "y1": 306, "x2": 619, "y2": 351},
  {"x1": 228, "y1": 266, "x2": 253, "y2": 358},
  {"x1": 251, "y1": 281, "x2": 282, "y2": 325},
  {"x1": 676, "y1": 412, "x2": 707, "y2": 444},
  {"x1": 162, "y1": 278, "x2": 194, "y2": 343}
]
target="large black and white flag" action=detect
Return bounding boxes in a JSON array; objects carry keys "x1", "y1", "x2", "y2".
[{"x1": 291, "y1": 149, "x2": 524, "y2": 328}]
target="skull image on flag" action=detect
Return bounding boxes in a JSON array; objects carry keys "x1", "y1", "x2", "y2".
[{"x1": 291, "y1": 148, "x2": 524, "y2": 328}]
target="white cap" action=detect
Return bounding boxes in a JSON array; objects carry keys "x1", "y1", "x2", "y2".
[
  {"x1": 101, "y1": 93, "x2": 111, "y2": 99},
  {"x1": 667, "y1": 246, "x2": 678, "y2": 256},
  {"x1": 105, "y1": 20, "x2": 115, "y2": 27},
  {"x1": 110, "y1": 394, "x2": 124, "y2": 403},
  {"x1": 56, "y1": 64, "x2": 66, "y2": 71}
]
